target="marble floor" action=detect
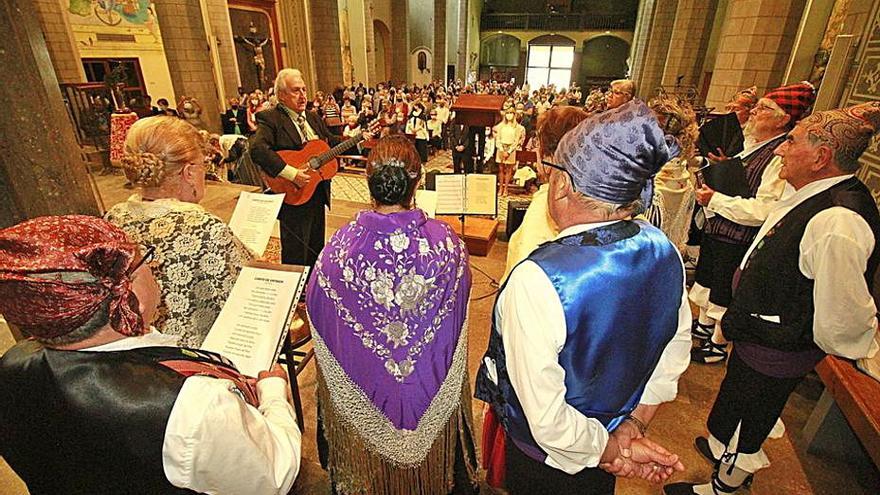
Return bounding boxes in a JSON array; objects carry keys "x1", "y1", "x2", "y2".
[{"x1": 1, "y1": 159, "x2": 878, "y2": 494}]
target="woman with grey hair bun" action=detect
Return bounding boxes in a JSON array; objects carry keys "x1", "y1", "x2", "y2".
[{"x1": 105, "y1": 116, "x2": 253, "y2": 347}]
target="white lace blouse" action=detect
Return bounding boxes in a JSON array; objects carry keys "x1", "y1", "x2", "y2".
[{"x1": 105, "y1": 195, "x2": 253, "y2": 347}]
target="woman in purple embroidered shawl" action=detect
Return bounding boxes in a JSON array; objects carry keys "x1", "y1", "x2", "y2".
[{"x1": 306, "y1": 135, "x2": 478, "y2": 494}]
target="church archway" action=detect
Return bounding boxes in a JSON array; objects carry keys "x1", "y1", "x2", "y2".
[
  {"x1": 480, "y1": 34, "x2": 521, "y2": 82},
  {"x1": 580, "y1": 35, "x2": 630, "y2": 87},
  {"x1": 373, "y1": 20, "x2": 391, "y2": 82}
]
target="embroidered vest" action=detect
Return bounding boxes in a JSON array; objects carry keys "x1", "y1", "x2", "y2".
[
  {"x1": 704, "y1": 135, "x2": 786, "y2": 244},
  {"x1": 475, "y1": 221, "x2": 683, "y2": 464},
  {"x1": 723, "y1": 177, "x2": 880, "y2": 351},
  {"x1": 0, "y1": 342, "x2": 253, "y2": 495}
]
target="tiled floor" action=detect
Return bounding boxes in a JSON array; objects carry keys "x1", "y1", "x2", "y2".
[{"x1": 1, "y1": 165, "x2": 878, "y2": 494}]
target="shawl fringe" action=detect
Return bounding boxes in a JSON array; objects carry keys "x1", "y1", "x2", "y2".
[{"x1": 317, "y1": 369, "x2": 480, "y2": 495}]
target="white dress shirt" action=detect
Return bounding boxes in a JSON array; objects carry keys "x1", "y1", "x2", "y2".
[
  {"x1": 87, "y1": 331, "x2": 302, "y2": 495},
  {"x1": 489, "y1": 221, "x2": 692, "y2": 474},
  {"x1": 739, "y1": 174, "x2": 879, "y2": 360},
  {"x1": 705, "y1": 134, "x2": 787, "y2": 226}
]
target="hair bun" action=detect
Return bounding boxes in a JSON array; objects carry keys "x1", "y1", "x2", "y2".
[
  {"x1": 368, "y1": 162, "x2": 411, "y2": 205},
  {"x1": 121, "y1": 151, "x2": 166, "y2": 187}
]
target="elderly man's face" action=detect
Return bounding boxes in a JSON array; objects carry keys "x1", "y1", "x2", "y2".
[
  {"x1": 279, "y1": 75, "x2": 308, "y2": 113},
  {"x1": 606, "y1": 85, "x2": 632, "y2": 110},
  {"x1": 746, "y1": 98, "x2": 789, "y2": 137},
  {"x1": 775, "y1": 125, "x2": 825, "y2": 190}
]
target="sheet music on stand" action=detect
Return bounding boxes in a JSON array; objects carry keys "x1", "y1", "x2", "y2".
[
  {"x1": 200, "y1": 261, "x2": 309, "y2": 377},
  {"x1": 435, "y1": 174, "x2": 498, "y2": 216}
]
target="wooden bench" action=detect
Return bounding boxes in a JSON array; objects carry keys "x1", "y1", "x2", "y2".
[{"x1": 804, "y1": 355, "x2": 880, "y2": 469}]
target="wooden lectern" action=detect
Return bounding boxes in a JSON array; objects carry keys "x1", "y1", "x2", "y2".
[{"x1": 452, "y1": 94, "x2": 506, "y2": 171}]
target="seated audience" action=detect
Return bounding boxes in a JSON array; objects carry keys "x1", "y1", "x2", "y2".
[
  {"x1": 106, "y1": 116, "x2": 253, "y2": 347},
  {"x1": 306, "y1": 135, "x2": 478, "y2": 494},
  {"x1": 0, "y1": 215, "x2": 300, "y2": 494}
]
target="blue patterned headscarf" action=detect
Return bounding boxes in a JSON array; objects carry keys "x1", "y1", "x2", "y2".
[{"x1": 553, "y1": 99, "x2": 676, "y2": 205}]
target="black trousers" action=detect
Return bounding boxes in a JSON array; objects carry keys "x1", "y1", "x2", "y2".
[
  {"x1": 505, "y1": 440, "x2": 615, "y2": 495},
  {"x1": 415, "y1": 139, "x2": 429, "y2": 163},
  {"x1": 706, "y1": 348, "x2": 803, "y2": 454},
  {"x1": 278, "y1": 194, "x2": 325, "y2": 266},
  {"x1": 452, "y1": 151, "x2": 474, "y2": 174},
  {"x1": 693, "y1": 235, "x2": 749, "y2": 308}
]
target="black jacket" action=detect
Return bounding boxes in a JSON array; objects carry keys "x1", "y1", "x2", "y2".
[
  {"x1": 250, "y1": 106, "x2": 344, "y2": 207},
  {"x1": 221, "y1": 107, "x2": 247, "y2": 135},
  {"x1": 449, "y1": 123, "x2": 473, "y2": 155}
]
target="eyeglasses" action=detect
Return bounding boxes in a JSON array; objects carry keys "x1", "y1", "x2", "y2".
[
  {"x1": 127, "y1": 246, "x2": 155, "y2": 277},
  {"x1": 541, "y1": 160, "x2": 574, "y2": 181}
]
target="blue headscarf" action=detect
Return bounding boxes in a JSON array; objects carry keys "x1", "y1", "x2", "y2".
[{"x1": 553, "y1": 99, "x2": 678, "y2": 206}]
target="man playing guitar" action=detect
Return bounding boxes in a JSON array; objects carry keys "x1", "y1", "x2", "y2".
[{"x1": 251, "y1": 68, "x2": 371, "y2": 266}]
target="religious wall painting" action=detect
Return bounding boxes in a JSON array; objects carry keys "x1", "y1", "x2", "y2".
[
  {"x1": 411, "y1": 47, "x2": 432, "y2": 85},
  {"x1": 68, "y1": 0, "x2": 152, "y2": 27}
]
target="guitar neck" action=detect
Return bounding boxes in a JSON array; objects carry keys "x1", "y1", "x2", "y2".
[{"x1": 311, "y1": 135, "x2": 363, "y2": 168}]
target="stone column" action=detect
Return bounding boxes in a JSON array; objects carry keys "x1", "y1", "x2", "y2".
[
  {"x1": 433, "y1": 0, "x2": 447, "y2": 81},
  {"x1": 629, "y1": 0, "x2": 657, "y2": 83},
  {"x1": 364, "y1": 0, "x2": 377, "y2": 85},
  {"x1": 636, "y1": 0, "x2": 678, "y2": 98},
  {"x1": 0, "y1": 0, "x2": 99, "y2": 227},
  {"x1": 662, "y1": 0, "x2": 719, "y2": 89},
  {"x1": 153, "y1": 0, "x2": 222, "y2": 133},
  {"x1": 33, "y1": 0, "x2": 85, "y2": 84},
  {"x1": 705, "y1": 0, "x2": 808, "y2": 108},
  {"x1": 204, "y1": 0, "x2": 240, "y2": 104},
  {"x1": 277, "y1": 0, "x2": 317, "y2": 91},
  {"x1": 390, "y1": 0, "x2": 409, "y2": 84},
  {"x1": 310, "y1": 0, "x2": 345, "y2": 92},
  {"x1": 457, "y1": 0, "x2": 468, "y2": 80}
]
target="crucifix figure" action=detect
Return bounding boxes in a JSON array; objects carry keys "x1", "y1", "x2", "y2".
[{"x1": 235, "y1": 22, "x2": 271, "y2": 89}]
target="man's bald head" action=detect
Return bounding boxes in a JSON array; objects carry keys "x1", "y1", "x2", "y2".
[{"x1": 275, "y1": 69, "x2": 308, "y2": 112}]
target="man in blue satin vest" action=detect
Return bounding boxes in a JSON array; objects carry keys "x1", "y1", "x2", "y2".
[{"x1": 475, "y1": 100, "x2": 692, "y2": 494}]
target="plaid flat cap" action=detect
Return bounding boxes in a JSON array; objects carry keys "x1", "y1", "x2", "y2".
[{"x1": 763, "y1": 82, "x2": 816, "y2": 124}]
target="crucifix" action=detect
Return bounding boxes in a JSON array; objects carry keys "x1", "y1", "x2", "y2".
[{"x1": 235, "y1": 22, "x2": 271, "y2": 90}]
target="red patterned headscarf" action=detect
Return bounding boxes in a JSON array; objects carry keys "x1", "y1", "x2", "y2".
[
  {"x1": 799, "y1": 102, "x2": 880, "y2": 166},
  {"x1": 0, "y1": 215, "x2": 146, "y2": 340},
  {"x1": 763, "y1": 82, "x2": 816, "y2": 124}
]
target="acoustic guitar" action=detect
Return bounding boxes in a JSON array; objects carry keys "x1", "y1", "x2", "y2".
[{"x1": 262, "y1": 120, "x2": 380, "y2": 206}]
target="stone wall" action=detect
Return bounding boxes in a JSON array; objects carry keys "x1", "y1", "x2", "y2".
[
  {"x1": 705, "y1": 0, "x2": 807, "y2": 108},
  {"x1": 310, "y1": 0, "x2": 344, "y2": 92},
  {"x1": 636, "y1": 0, "x2": 678, "y2": 97},
  {"x1": 33, "y1": 0, "x2": 85, "y2": 84},
  {"x1": 661, "y1": 0, "x2": 719, "y2": 90},
  {"x1": 153, "y1": 0, "x2": 222, "y2": 132},
  {"x1": 390, "y1": 0, "x2": 408, "y2": 83}
]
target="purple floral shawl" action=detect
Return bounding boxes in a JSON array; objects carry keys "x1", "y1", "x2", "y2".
[{"x1": 307, "y1": 208, "x2": 471, "y2": 453}]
